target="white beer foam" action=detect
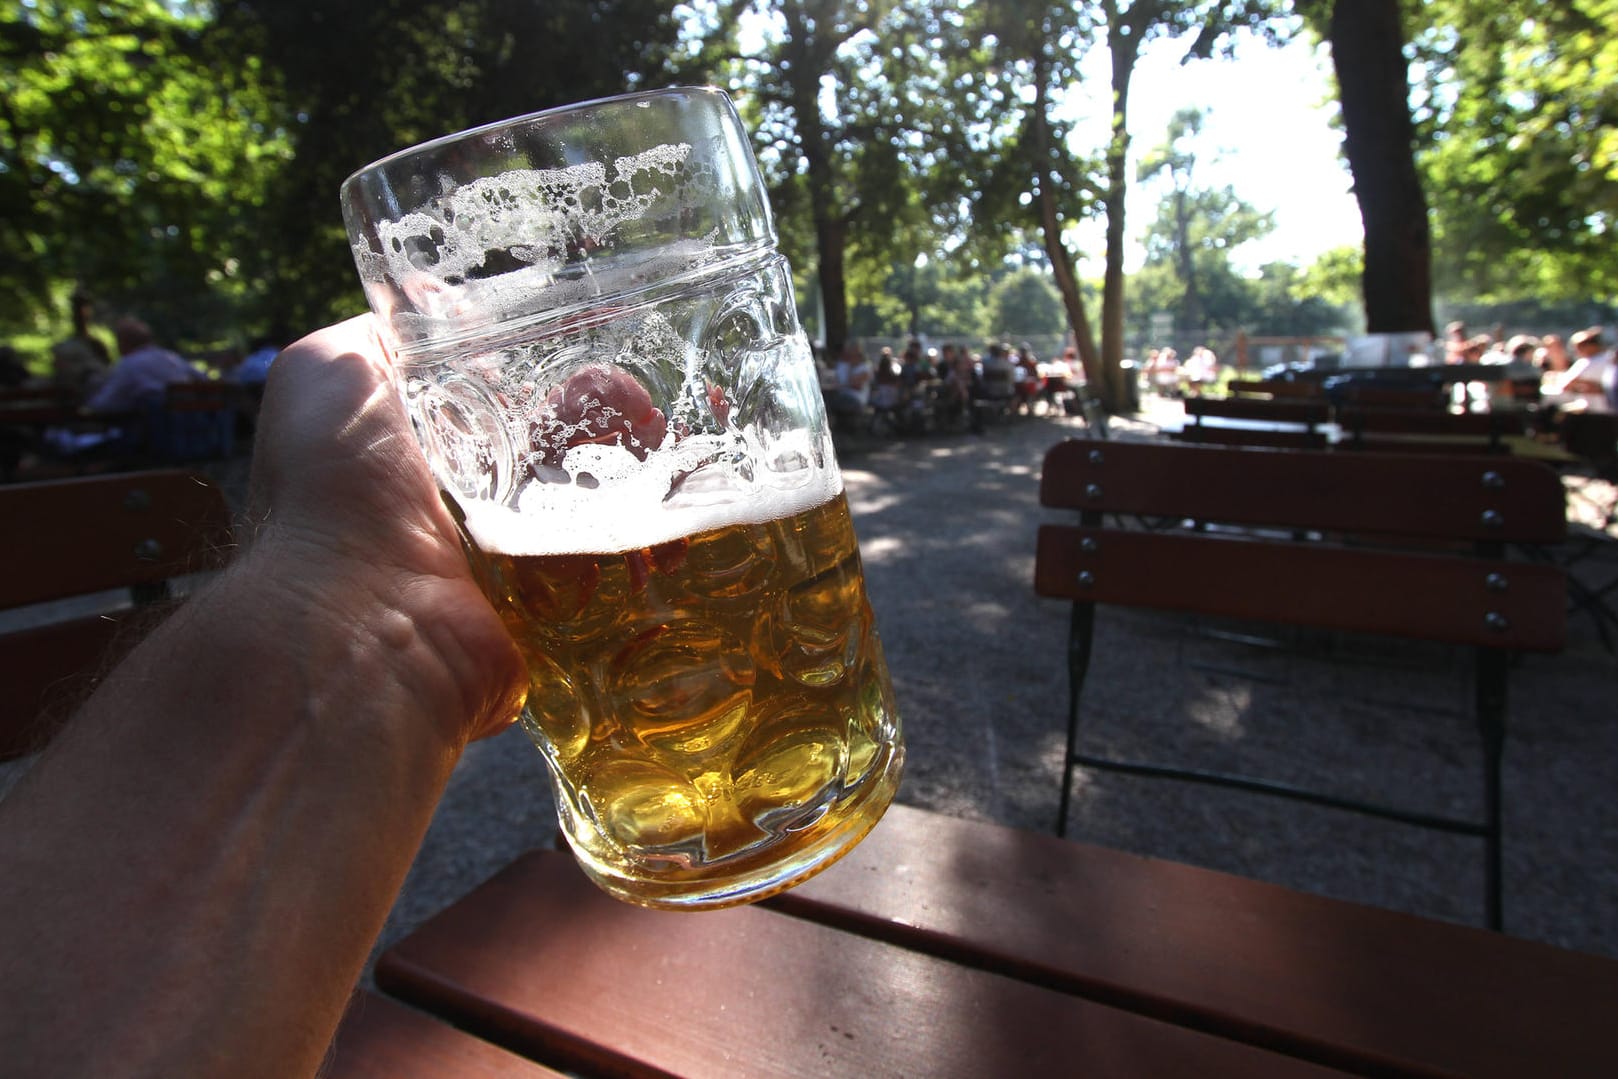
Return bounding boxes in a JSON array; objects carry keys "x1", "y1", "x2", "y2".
[{"x1": 460, "y1": 427, "x2": 843, "y2": 556}]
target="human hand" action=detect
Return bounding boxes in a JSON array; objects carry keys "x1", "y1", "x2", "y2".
[{"x1": 247, "y1": 315, "x2": 526, "y2": 743}]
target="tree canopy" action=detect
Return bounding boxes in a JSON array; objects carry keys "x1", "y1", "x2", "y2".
[{"x1": 4, "y1": 0, "x2": 1614, "y2": 373}]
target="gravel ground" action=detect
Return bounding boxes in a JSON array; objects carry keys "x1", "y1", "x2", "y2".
[
  {"x1": 379, "y1": 403, "x2": 1618, "y2": 964},
  {"x1": 6, "y1": 401, "x2": 1615, "y2": 970}
]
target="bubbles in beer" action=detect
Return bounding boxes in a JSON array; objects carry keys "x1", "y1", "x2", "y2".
[{"x1": 478, "y1": 492, "x2": 900, "y2": 898}]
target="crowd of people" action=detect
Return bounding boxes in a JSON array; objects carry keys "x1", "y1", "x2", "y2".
[
  {"x1": 6, "y1": 292, "x2": 284, "y2": 415},
  {"x1": 1439, "y1": 321, "x2": 1616, "y2": 413},
  {"x1": 821, "y1": 337, "x2": 1086, "y2": 436},
  {"x1": 2, "y1": 293, "x2": 287, "y2": 470}
]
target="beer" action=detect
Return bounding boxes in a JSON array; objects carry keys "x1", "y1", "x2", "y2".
[
  {"x1": 348, "y1": 89, "x2": 905, "y2": 908},
  {"x1": 469, "y1": 491, "x2": 903, "y2": 908}
]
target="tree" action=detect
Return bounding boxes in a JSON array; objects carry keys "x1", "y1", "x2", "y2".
[
  {"x1": 2, "y1": 1, "x2": 289, "y2": 342},
  {"x1": 217, "y1": 0, "x2": 682, "y2": 335},
  {"x1": 1412, "y1": 0, "x2": 1618, "y2": 303},
  {"x1": 967, "y1": 1, "x2": 1106, "y2": 394},
  {"x1": 1094, "y1": 1, "x2": 1284, "y2": 409},
  {"x1": 707, "y1": 1, "x2": 982, "y2": 360},
  {"x1": 1321, "y1": 0, "x2": 1433, "y2": 333},
  {"x1": 1138, "y1": 108, "x2": 1209, "y2": 337},
  {"x1": 983, "y1": 267, "x2": 1065, "y2": 340}
]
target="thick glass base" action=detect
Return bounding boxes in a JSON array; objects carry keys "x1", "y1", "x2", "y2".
[{"x1": 564, "y1": 745, "x2": 903, "y2": 910}]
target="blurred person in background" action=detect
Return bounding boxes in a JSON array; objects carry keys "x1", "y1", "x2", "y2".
[{"x1": 84, "y1": 317, "x2": 203, "y2": 415}]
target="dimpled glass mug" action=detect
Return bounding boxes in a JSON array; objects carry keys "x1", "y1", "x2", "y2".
[{"x1": 340, "y1": 87, "x2": 903, "y2": 909}]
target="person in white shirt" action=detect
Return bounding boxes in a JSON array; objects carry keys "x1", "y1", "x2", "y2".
[{"x1": 1549, "y1": 327, "x2": 1614, "y2": 413}]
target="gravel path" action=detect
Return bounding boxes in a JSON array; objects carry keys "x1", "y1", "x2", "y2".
[
  {"x1": 381, "y1": 406, "x2": 1618, "y2": 962},
  {"x1": 4, "y1": 405, "x2": 1613, "y2": 968}
]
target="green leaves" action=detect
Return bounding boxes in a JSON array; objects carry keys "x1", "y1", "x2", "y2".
[{"x1": 1413, "y1": 0, "x2": 1618, "y2": 302}]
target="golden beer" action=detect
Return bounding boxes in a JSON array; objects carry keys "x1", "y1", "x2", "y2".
[{"x1": 468, "y1": 490, "x2": 903, "y2": 908}]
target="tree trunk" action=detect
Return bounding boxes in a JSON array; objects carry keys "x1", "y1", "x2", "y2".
[
  {"x1": 1099, "y1": 22, "x2": 1142, "y2": 412},
  {"x1": 1173, "y1": 186, "x2": 1202, "y2": 336},
  {"x1": 1328, "y1": 0, "x2": 1434, "y2": 334},
  {"x1": 782, "y1": 0, "x2": 851, "y2": 359},
  {"x1": 815, "y1": 208, "x2": 849, "y2": 358},
  {"x1": 1031, "y1": 51, "x2": 1103, "y2": 389}
]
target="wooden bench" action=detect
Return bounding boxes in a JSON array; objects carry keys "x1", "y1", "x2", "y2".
[
  {"x1": 374, "y1": 803, "x2": 1618, "y2": 1077},
  {"x1": 325, "y1": 991, "x2": 563, "y2": 1078},
  {"x1": 1335, "y1": 404, "x2": 1527, "y2": 454},
  {"x1": 0, "y1": 470, "x2": 235, "y2": 758},
  {"x1": 1036, "y1": 440, "x2": 1567, "y2": 930},
  {"x1": 376, "y1": 834, "x2": 1346, "y2": 1078},
  {"x1": 1225, "y1": 379, "x2": 1327, "y2": 400},
  {"x1": 1172, "y1": 396, "x2": 1331, "y2": 450}
]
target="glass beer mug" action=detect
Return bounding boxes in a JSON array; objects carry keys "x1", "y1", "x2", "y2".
[{"x1": 340, "y1": 87, "x2": 903, "y2": 909}]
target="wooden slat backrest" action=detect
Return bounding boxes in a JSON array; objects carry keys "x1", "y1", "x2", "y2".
[
  {"x1": 1171, "y1": 426, "x2": 1330, "y2": 451},
  {"x1": 0, "y1": 470, "x2": 234, "y2": 609},
  {"x1": 1338, "y1": 405, "x2": 1527, "y2": 438},
  {"x1": 1035, "y1": 525, "x2": 1565, "y2": 651},
  {"x1": 1226, "y1": 380, "x2": 1325, "y2": 400},
  {"x1": 1333, "y1": 384, "x2": 1449, "y2": 410},
  {"x1": 377, "y1": 849, "x2": 1341, "y2": 1079},
  {"x1": 1039, "y1": 440, "x2": 1566, "y2": 545},
  {"x1": 1184, "y1": 396, "x2": 1331, "y2": 425},
  {"x1": 1, "y1": 470, "x2": 234, "y2": 757}
]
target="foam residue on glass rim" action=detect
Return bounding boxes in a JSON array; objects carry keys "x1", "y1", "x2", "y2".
[
  {"x1": 363, "y1": 143, "x2": 699, "y2": 333},
  {"x1": 459, "y1": 425, "x2": 844, "y2": 557}
]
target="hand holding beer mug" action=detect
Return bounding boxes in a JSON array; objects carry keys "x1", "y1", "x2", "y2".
[{"x1": 341, "y1": 88, "x2": 902, "y2": 909}]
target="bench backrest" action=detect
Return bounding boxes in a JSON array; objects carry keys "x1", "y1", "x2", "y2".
[
  {"x1": 0, "y1": 470, "x2": 235, "y2": 757},
  {"x1": 1037, "y1": 440, "x2": 1566, "y2": 651}
]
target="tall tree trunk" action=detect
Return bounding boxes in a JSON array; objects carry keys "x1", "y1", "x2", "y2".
[
  {"x1": 814, "y1": 208, "x2": 849, "y2": 357},
  {"x1": 1031, "y1": 50, "x2": 1102, "y2": 388},
  {"x1": 1328, "y1": 0, "x2": 1434, "y2": 334},
  {"x1": 1100, "y1": 19, "x2": 1143, "y2": 412},
  {"x1": 782, "y1": 1, "x2": 851, "y2": 359},
  {"x1": 1173, "y1": 186, "x2": 1202, "y2": 336}
]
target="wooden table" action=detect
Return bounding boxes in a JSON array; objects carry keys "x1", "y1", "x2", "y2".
[{"x1": 353, "y1": 804, "x2": 1618, "y2": 1078}]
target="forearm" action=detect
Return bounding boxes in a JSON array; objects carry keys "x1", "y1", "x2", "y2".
[{"x1": 0, "y1": 537, "x2": 473, "y2": 1078}]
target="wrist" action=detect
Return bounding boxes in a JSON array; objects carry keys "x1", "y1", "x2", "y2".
[{"x1": 227, "y1": 523, "x2": 526, "y2": 747}]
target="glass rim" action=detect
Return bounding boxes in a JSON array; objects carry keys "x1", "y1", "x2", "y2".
[{"x1": 339, "y1": 84, "x2": 730, "y2": 196}]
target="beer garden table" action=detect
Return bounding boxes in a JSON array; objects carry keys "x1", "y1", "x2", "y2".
[{"x1": 330, "y1": 804, "x2": 1618, "y2": 1078}]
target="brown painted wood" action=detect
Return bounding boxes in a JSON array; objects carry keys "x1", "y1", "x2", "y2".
[
  {"x1": 1226, "y1": 380, "x2": 1327, "y2": 400},
  {"x1": 326, "y1": 991, "x2": 563, "y2": 1079},
  {"x1": 0, "y1": 471, "x2": 234, "y2": 757},
  {"x1": 768, "y1": 804, "x2": 1618, "y2": 1079},
  {"x1": 1035, "y1": 525, "x2": 1565, "y2": 651},
  {"x1": 1170, "y1": 426, "x2": 1331, "y2": 451},
  {"x1": 1039, "y1": 440, "x2": 1566, "y2": 544},
  {"x1": 377, "y1": 849, "x2": 1346, "y2": 1079},
  {"x1": 1334, "y1": 385, "x2": 1449, "y2": 410},
  {"x1": 1185, "y1": 397, "x2": 1332, "y2": 425},
  {"x1": 1338, "y1": 406, "x2": 1526, "y2": 438},
  {"x1": 0, "y1": 471, "x2": 234, "y2": 608}
]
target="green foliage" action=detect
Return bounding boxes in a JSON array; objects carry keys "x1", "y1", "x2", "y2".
[
  {"x1": 982, "y1": 267, "x2": 1064, "y2": 339},
  {"x1": 1297, "y1": 244, "x2": 1364, "y2": 310},
  {"x1": 2, "y1": 0, "x2": 291, "y2": 343},
  {"x1": 1412, "y1": 0, "x2": 1618, "y2": 302},
  {"x1": 217, "y1": 0, "x2": 683, "y2": 335},
  {"x1": 3, "y1": 1, "x2": 682, "y2": 344}
]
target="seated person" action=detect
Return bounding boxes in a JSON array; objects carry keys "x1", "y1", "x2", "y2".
[
  {"x1": 84, "y1": 317, "x2": 203, "y2": 415},
  {"x1": 232, "y1": 335, "x2": 284, "y2": 388},
  {"x1": 1550, "y1": 327, "x2": 1615, "y2": 413},
  {"x1": 828, "y1": 341, "x2": 872, "y2": 424}
]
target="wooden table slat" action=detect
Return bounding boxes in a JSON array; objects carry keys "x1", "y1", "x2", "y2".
[
  {"x1": 764, "y1": 804, "x2": 1618, "y2": 1078},
  {"x1": 325, "y1": 990, "x2": 565, "y2": 1078},
  {"x1": 378, "y1": 849, "x2": 1346, "y2": 1079}
]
